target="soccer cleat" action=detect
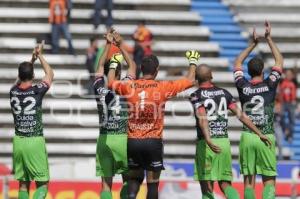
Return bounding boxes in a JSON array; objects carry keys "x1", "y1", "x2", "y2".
[
  {"x1": 109, "y1": 53, "x2": 124, "y2": 69},
  {"x1": 185, "y1": 50, "x2": 200, "y2": 66}
]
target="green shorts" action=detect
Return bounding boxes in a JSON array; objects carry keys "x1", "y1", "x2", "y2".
[
  {"x1": 239, "y1": 132, "x2": 277, "y2": 176},
  {"x1": 194, "y1": 138, "x2": 232, "y2": 181},
  {"x1": 13, "y1": 136, "x2": 49, "y2": 182},
  {"x1": 96, "y1": 134, "x2": 127, "y2": 177}
]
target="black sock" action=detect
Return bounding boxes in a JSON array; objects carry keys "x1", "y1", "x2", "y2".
[
  {"x1": 146, "y1": 182, "x2": 159, "y2": 199},
  {"x1": 128, "y1": 178, "x2": 143, "y2": 199}
]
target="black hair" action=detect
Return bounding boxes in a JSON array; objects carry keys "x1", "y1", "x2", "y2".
[
  {"x1": 139, "y1": 20, "x2": 146, "y2": 25},
  {"x1": 89, "y1": 36, "x2": 98, "y2": 45},
  {"x1": 18, "y1": 61, "x2": 34, "y2": 81},
  {"x1": 247, "y1": 57, "x2": 264, "y2": 78},
  {"x1": 141, "y1": 55, "x2": 159, "y2": 76},
  {"x1": 104, "y1": 62, "x2": 121, "y2": 79}
]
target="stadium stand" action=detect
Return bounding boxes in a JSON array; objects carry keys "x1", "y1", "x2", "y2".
[
  {"x1": 191, "y1": 0, "x2": 250, "y2": 64},
  {"x1": 0, "y1": 0, "x2": 292, "y2": 174}
]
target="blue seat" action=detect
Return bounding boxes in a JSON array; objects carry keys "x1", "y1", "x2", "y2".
[
  {"x1": 193, "y1": 0, "x2": 220, "y2": 2},
  {"x1": 292, "y1": 155, "x2": 300, "y2": 160},
  {"x1": 211, "y1": 34, "x2": 246, "y2": 42},
  {"x1": 218, "y1": 41, "x2": 248, "y2": 49},
  {"x1": 202, "y1": 18, "x2": 236, "y2": 25},
  {"x1": 192, "y1": 2, "x2": 227, "y2": 9},
  {"x1": 208, "y1": 25, "x2": 241, "y2": 33},
  {"x1": 194, "y1": 9, "x2": 231, "y2": 16}
]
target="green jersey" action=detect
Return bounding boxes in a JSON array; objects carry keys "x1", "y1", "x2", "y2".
[
  {"x1": 93, "y1": 77, "x2": 128, "y2": 135},
  {"x1": 10, "y1": 82, "x2": 49, "y2": 137}
]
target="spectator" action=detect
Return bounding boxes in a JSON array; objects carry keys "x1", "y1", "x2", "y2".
[
  {"x1": 49, "y1": 0, "x2": 75, "y2": 55},
  {"x1": 85, "y1": 36, "x2": 99, "y2": 94},
  {"x1": 132, "y1": 20, "x2": 153, "y2": 77},
  {"x1": 66, "y1": 0, "x2": 72, "y2": 23},
  {"x1": 93, "y1": 0, "x2": 113, "y2": 30},
  {"x1": 279, "y1": 69, "x2": 297, "y2": 143}
]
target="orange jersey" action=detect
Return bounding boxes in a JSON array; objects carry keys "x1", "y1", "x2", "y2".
[
  {"x1": 49, "y1": 0, "x2": 67, "y2": 24},
  {"x1": 110, "y1": 78, "x2": 193, "y2": 139}
]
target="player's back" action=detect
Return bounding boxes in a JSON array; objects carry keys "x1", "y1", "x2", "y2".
[
  {"x1": 126, "y1": 79, "x2": 170, "y2": 139},
  {"x1": 234, "y1": 68, "x2": 281, "y2": 134},
  {"x1": 93, "y1": 77, "x2": 128, "y2": 135},
  {"x1": 117, "y1": 78, "x2": 193, "y2": 139},
  {"x1": 190, "y1": 84, "x2": 236, "y2": 140},
  {"x1": 10, "y1": 82, "x2": 49, "y2": 136}
]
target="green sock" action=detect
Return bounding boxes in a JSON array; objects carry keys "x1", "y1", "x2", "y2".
[
  {"x1": 244, "y1": 187, "x2": 255, "y2": 199},
  {"x1": 202, "y1": 192, "x2": 214, "y2": 199},
  {"x1": 120, "y1": 181, "x2": 128, "y2": 199},
  {"x1": 18, "y1": 190, "x2": 29, "y2": 199},
  {"x1": 33, "y1": 186, "x2": 48, "y2": 199},
  {"x1": 263, "y1": 184, "x2": 275, "y2": 199},
  {"x1": 224, "y1": 186, "x2": 240, "y2": 199},
  {"x1": 101, "y1": 191, "x2": 112, "y2": 199}
]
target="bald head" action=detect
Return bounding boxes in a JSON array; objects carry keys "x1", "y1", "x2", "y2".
[{"x1": 196, "y1": 64, "x2": 212, "y2": 84}]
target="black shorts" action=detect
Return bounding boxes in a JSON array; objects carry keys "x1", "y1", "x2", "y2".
[{"x1": 128, "y1": 138, "x2": 165, "y2": 171}]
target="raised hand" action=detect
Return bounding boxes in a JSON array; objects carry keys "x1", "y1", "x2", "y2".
[
  {"x1": 35, "y1": 40, "x2": 45, "y2": 56},
  {"x1": 31, "y1": 40, "x2": 44, "y2": 63},
  {"x1": 31, "y1": 48, "x2": 37, "y2": 64},
  {"x1": 185, "y1": 50, "x2": 200, "y2": 66},
  {"x1": 265, "y1": 20, "x2": 271, "y2": 38},
  {"x1": 104, "y1": 32, "x2": 114, "y2": 44},
  {"x1": 252, "y1": 27, "x2": 265, "y2": 44},
  {"x1": 112, "y1": 31, "x2": 123, "y2": 47},
  {"x1": 253, "y1": 27, "x2": 259, "y2": 44}
]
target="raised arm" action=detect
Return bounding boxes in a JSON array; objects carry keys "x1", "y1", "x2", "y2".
[
  {"x1": 234, "y1": 28, "x2": 259, "y2": 70},
  {"x1": 185, "y1": 50, "x2": 199, "y2": 81},
  {"x1": 197, "y1": 107, "x2": 221, "y2": 153},
  {"x1": 230, "y1": 105, "x2": 272, "y2": 146},
  {"x1": 265, "y1": 21, "x2": 283, "y2": 69},
  {"x1": 113, "y1": 31, "x2": 137, "y2": 79},
  {"x1": 95, "y1": 33, "x2": 113, "y2": 77},
  {"x1": 35, "y1": 42, "x2": 54, "y2": 85},
  {"x1": 30, "y1": 48, "x2": 38, "y2": 64}
]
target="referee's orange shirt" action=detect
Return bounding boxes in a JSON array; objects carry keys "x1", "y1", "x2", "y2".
[{"x1": 110, "y1": 78, "x2": 193, "y2": 139}]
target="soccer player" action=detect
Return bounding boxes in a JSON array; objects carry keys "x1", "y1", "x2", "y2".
[
  {"x1": 10, "y1": 42, "x2": 54, "y2": 199},
  {"x1": 190, "y1": 65, "x2": 271, "y2": 199},
  {"x1": 234, "y1": 21, "x2": 283, "y2": 199},
  {"x1": 108, "y1": 31, "x2": 198, "y2": 199},
  {"x1": 93, "y1": 30, "x2": 136, "y2": 199}
]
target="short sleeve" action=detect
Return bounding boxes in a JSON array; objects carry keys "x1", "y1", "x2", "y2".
[
  {"x1": 224, "y1": 89, "x2": 236, "y2": 109},
  {"x1": 36, "y1": 81, "x2": 50, "y2": 96},
  {"x1": 162, "y1": 78, "x2": 193, "y2": 99},
  {"x1": 93, "y1": 76, "x2": 105, "y2": 94},
  {"x1": 189, "y1": 92, "x2": 203, "y2": 110},
  {"x1": 267, "y1": 66, "x2": 282, "y2": 88},
  {"x1": 109, "y1": 75, "x2": 134, "y2": 96},
  {"x1": 233, "y1": 69, "x2": 248, "y2": 88}
]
